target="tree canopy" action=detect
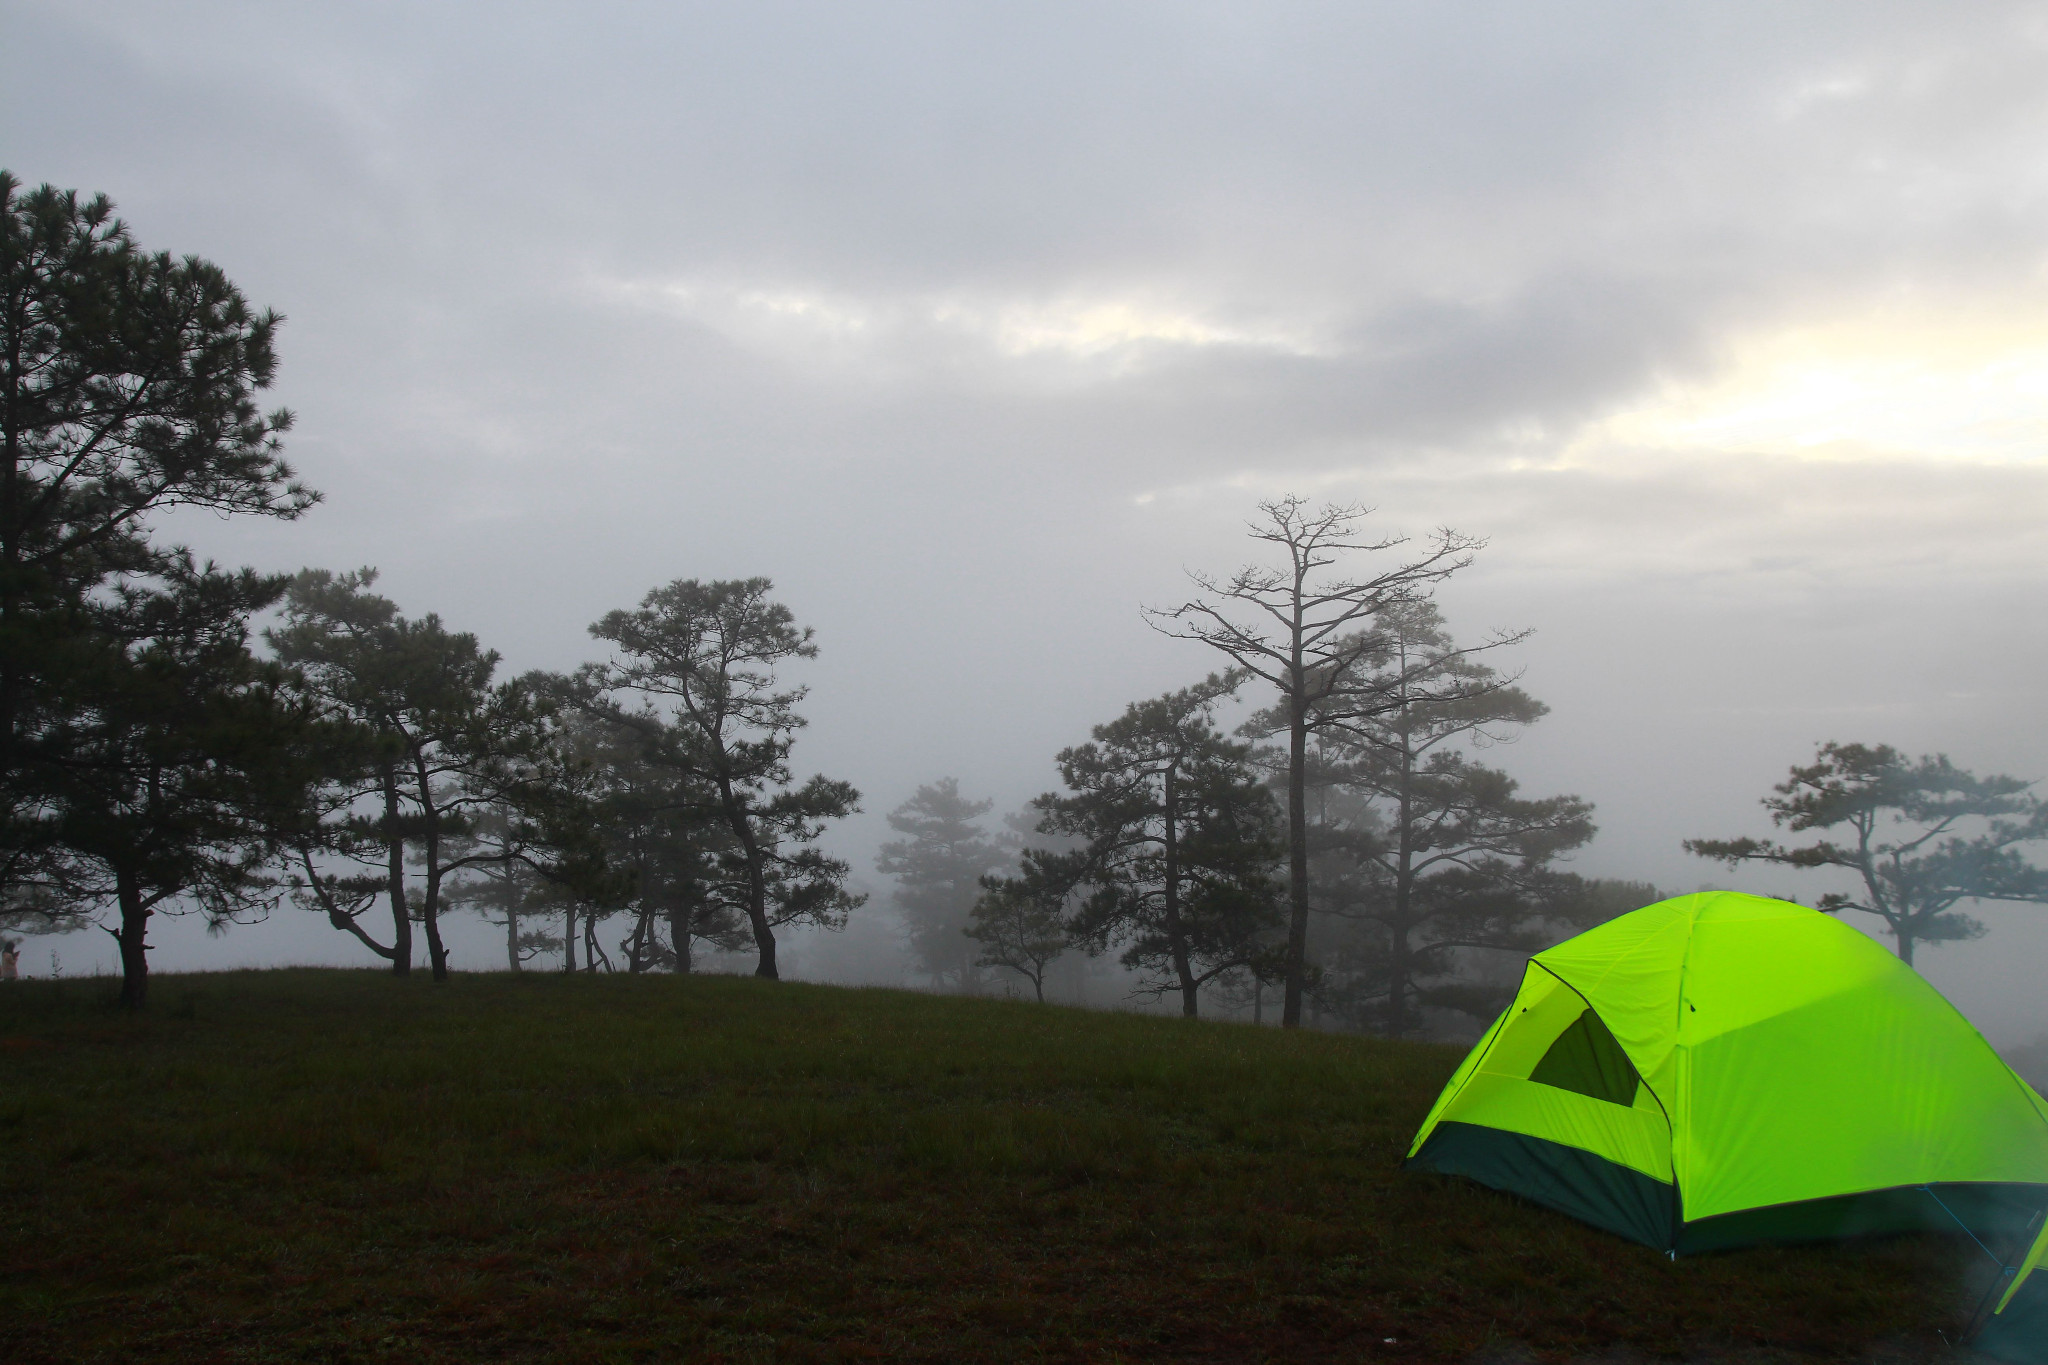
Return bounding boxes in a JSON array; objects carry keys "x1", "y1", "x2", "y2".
[
  {"x1": 1281, "y1": 603, "x2": 1595, "y2": 1035},
  {"x1": 1, "y1": 174, "x2": 322, "y2": 1003},
  {"x1": 585, "y1": 578, "x2": 862, "y2": 979},
  {"x1": 1031, "y1": 674, "x2": 1284, "y2": 1018},
  {"x1": 1687, "y1": 741, "x2": 2048, "y2": 965},
  {"x1": 877, "y1": 778, "x2": 1012, "y2": 991}
]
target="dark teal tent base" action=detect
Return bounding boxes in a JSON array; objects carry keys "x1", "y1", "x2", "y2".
[
  {"x1": 1408, "y1": 1124, "x2": 2048, "y2": 1275},
  {"x1": 1406, "y1": 1121, "x2": 1675, "y2": 1249},
  {"x1": 1976, "y1": 1275, "x2": 2048, "y2": 1365},
  {"x1": 1676, "y1": 1182, "x2": 2047, "y2": 1255}
]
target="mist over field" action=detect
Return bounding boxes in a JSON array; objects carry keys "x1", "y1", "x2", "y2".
[{"x1": 5, "y1": 0, "x2": 2046, "y2": 1051}]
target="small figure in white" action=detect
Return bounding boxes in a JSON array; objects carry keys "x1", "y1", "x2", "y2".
[{"x1": 0, "y1": 939, "x2": 18, "y2": 980}]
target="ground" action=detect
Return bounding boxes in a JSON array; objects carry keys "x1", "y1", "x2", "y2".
[{"x1": 0, "y1": 970, "x2": 2010, "y2": 1363}]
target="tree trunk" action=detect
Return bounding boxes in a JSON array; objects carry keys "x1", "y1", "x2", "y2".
[
  {"x1": 1897, "y1": 928, "x2": 1917, "y2": 966},
  {"x1": 420, "y1": 897, "x2": 448, "y2": 979},
  {"x1": 382, "y1": 765, "x2": 412, "y2": 976},
  {"x1": 1281, "y1": 686, "x2": 1310, "y2": 1027},
  {"x1": 563, "y1": 903, "x2": 577, "y2": 972},
  {"x1": 720, "y1": 777, "x2": 778, "y2": 979},
  {"x1": 412, "y1": 753, "x2": 449, "y2": 981},
  {"x1": 1162, "y1": 764, "x2": 1198, "y2": 1019},
  {"x1": 626, "y1": 907, "x2": 654, "y2": 972},
  {"x1": 505, "y1": 902, "x2": 521, "y2": 972},
  {"x1": 112, "y1": 866, "x2": 150, "y2": 1009},
  {"x1": 1387, "y1": 932, "x2": 1410, "y2": 1037},
  {"x1": 669, "y1": 905, "x2": 692, "y2": 973},
  {"x1": 1254, "y1": 978, "x2": 1263, "y2": 1025},
  {"x1": 1388, "y1": 717, "x2": 1415, "y2": 1039},
  {"x1": 742, "y1": 844, "x2": 776, "y2": 977}
]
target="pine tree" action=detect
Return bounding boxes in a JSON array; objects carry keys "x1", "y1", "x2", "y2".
[
  {"x1": 1688, "y1": 742, "x2": 2048, "y2": 964},
  {"x1": 1289, "y1": 603, "x2": 1594, "y2": 1037},
  {"x1": 876, "y1": 779, "x2": 1010, "y2": 991},
  {"x1": 586, "y1": 578, "x2": 863, "y2": 978},
  {"x1": 1, "y1": 174, "x2": 321, "y2": 1001},
  {"x1": 270, "y1": 569, "x2": 545, "y2": 980},
  {"x1": 1034, "y1": 675, "x2": 1284, "y2": 1018}
]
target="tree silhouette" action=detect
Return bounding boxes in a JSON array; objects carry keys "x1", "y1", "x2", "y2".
[
  {"x1": 877, "y1": 779, "x2": 1011, "y2": 991},
  {"x1": 1286, "y1": 603, "x2": 1594, "y2": 1036},
  {"x1": 1148, "y1": 497, "x2": 1493, "y2": 1026},
  {"x1": 1687, "y1": 742, "x2": 2048, "y2": 965},
  {"x1": 586, "y1": 578, "x2": 861, "y2": 979},
  {"x1": 1032, "y1": 675, "x2": 1283, "y2": 1018}
]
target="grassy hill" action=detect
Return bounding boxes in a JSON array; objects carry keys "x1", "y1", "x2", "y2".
[{"x1": 0, "y1": 970, "x2": 1999, "y2": 1363}]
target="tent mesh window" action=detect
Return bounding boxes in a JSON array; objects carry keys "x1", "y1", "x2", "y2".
[{"x1": 1528, "y1": 1007, "x2": 1641, "y2": 1107}]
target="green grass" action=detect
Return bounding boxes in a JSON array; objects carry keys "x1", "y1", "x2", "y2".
[{"x1": 0, "y1": 970, "x2": 1995, "y2": 1362}]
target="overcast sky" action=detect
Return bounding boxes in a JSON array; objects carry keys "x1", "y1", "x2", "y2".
[{"x1": 6, "y1": 1, "x2": 2046, "y2": 1041}]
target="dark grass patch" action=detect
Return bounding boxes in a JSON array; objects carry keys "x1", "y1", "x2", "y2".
[{"x1": 0, "y1": 970, "x2": 2001, "y2": 1363}]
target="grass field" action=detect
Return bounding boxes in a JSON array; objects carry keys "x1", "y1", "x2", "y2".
[{"x1": 0, "y1": 970, "x2": 2002, "y2": 1363}]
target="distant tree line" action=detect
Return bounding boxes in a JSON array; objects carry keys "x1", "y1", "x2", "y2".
[
  {"x1": 270, "y1": 569, "x2": 863, "y2": 985},
  {"x1": 883, "y1": 499, "x2": 2048, "y2": 1036},
  {"x1": 883, "y1": 501, "x2": 1661, "y2": 1034},
  {"x1": 7, "y1": 170, "x2": 2044, "y2": 1019}
]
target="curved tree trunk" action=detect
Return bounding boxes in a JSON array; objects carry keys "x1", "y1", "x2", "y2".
[
  {"x1": 720, "y1": 776, "x2": 777, "y2": 979},
  {"x1": 669, "y1": 904, "x2": 693, "y2": 973},
  {"x1": 382, "y1": 765, "x2": 412, "y2": 976},
  {"x1": 113, "y1": 866, "x2": 150, "y2": 1009}
]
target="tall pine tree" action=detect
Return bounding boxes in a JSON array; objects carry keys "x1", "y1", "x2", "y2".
[{"x1": 877, "y1": 779, "x2": 1011, "y2": 991}]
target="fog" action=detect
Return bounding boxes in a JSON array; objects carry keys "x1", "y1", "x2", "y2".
[{"x1": 5, "y1": 1, "x2": 2045, "y2": 1049}]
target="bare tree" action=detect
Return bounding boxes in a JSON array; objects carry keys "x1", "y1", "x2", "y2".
[{"x1": 1147, "y1": 497, "x2": 1486, "y2": 1026}]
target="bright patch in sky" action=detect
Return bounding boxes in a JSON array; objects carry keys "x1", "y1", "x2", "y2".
[
  {"x1": 1578, "y1": 308, "x2": 2048, "y2": 464},
  {"x1": 595, "y1": 274, "x2": 1318, "y2": 374},
  {"x1": 932, "y1": 297, "x2": 1318, "y2": 361}
]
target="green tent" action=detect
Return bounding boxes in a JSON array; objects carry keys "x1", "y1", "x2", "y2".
[{"x1": 1405, "y1": 891, "x2": 2048, "y2": 1360}]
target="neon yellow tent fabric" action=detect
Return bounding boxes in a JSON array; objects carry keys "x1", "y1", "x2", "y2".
[{"x1": 1406, "y1": 892, "x2": 2048, "y2": 1358}]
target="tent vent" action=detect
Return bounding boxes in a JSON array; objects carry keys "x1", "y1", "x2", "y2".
[{"x1": 1530, "y1": 1008, "x2": 1641, "y2": 1107}]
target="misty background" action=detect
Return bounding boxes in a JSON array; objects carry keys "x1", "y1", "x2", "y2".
[{"x1": 4, "y1": 0, "x2": 2045, "y2": 1047}]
